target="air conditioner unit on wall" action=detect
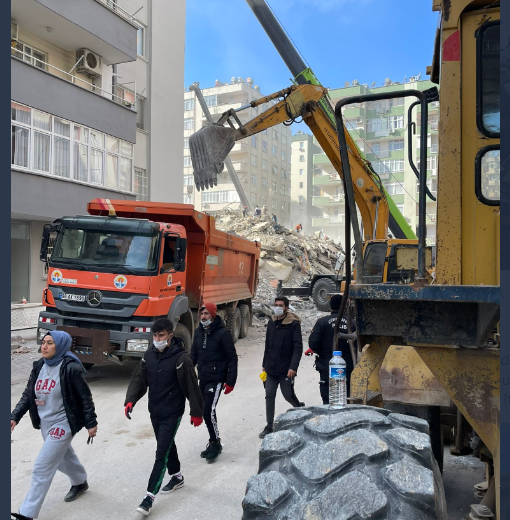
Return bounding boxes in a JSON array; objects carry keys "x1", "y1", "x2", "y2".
[
  {"x1": 11, "y1": 22, "x2": 18, "y2": 41},
  {"x1": 76, "y1": 49, "x2": 103, "y2": 77}
]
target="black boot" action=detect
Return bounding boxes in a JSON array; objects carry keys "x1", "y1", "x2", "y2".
[
  {"x1": 205, "y1": 439, "x2": 223, "y2": 462},
  {"x1": 259, "y1": 424, "x2": 273, "y2": 438},
  {"x1": 64, "y1": 481, "x2": 89, "y2": 502},
  {"x1": 200, "y1": 442, "x2": 212, "y2": 458}
]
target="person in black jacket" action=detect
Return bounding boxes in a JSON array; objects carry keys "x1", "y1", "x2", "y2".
[
  {"x1": 306, "y1": 294, "x2": 355, "y2": 404},
  {"x1": 124, "y1": 318, "x2": 204, "y2": 517},
  {"x1": 191, "y1": 302, "x2": 238, "y2": 462},
  {"x1": 11, "y1": 331, "x2": 98, "y2": 520},
  {"x1": 259, "y1": 297, "x2": 304, "y2": 438}
]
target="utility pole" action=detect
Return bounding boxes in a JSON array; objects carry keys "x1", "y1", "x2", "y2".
[{"x1": 188, "y1": 83, "x2": 251, "y2": 212}]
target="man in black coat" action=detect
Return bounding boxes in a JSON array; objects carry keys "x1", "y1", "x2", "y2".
[
  {"x1": 191, "y1": 302, "x2": 238, "y2": 463},
  {"x1": 124, "y1": 318, "x2": 204, "y2": 516},
  {"x1": 306, "y1": 294, "x2": 355, "y2": 404},
  {"x1": 259, "y1": 297, "x2": 304, "y2": 438}
]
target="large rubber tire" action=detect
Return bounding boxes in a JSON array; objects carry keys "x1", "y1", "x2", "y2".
[
  {"x1": 242, "y1": 405, "x2": 447, "y2": 520},
  {"x1": 311, "y1": 278, "x2": 337, "y2": 312},
  {"x1": 226, "y1": 307, "x2": 242, "y2": 343},
  {"x1": 239, "y1": 304, "x2": 251, "y2": 339},
  {"x1": 173, "y1": 323, "x2": 192, "y2": 354}
]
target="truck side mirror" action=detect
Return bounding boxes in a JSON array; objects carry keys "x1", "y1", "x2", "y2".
[
  {"x1": 174, "y1": 238, "x2": 187, "y2": 272},
  {"x1": 40, "y1": 224, "x2": 52, "y2": 262}
]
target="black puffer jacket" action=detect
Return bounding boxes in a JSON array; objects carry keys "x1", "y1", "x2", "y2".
[
  {"x1": 263, "y1": 312, "x2": 303, "y2": 376},
  {"x1": 308, "y1": 311, "x2": 356, "y2": 371},
  {"x1": 191, "y1": 316, "x2": 238, "y2": 387},
  {"x1": 11, "y1": 357, "x2": 97, "y2": 436},
  {"x1": 125, "y1": 337, "x2": 203, "y2": 419}
]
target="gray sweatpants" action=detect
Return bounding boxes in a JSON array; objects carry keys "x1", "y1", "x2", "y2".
[{"x1": 19, "y1": 421, "x2": 87, "y2": 519}]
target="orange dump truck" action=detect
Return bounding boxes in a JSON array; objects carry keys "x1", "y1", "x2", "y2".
[{"x1": 37, "y1": 199, "x2": 261, "y2": 367}]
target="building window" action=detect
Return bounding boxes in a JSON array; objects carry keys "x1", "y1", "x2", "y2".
[
  {"x1": 251, "y1": 174, "x2": 257, "y2": 186},
  {"x1": 273, "y1": 130, "x2": 278, "y2": 139},
  {"x1": 299, "y1": 182, "x2": 304, "y2": 188},
  {"x1": 251, "y1": 193, "x2": 257, "y2": 205},
  {"x1": 281, "y1": 202, "x2": 285, "y2": 211},
  {"x1": 272, "y1": 181, "x2": 277, "y2": 192},
  {"x1": 299, "y1": 141, "x2": 304, "y2": 148},
  {"x1": 299, "y1": 169, "x2": 304, "y2": 175},
  {"x1": 204, "y1": 95, "x2": 217, "y2": 107},
  {"x1": 184, "y1": 118, "x2": 194, "y2": 131},
  {"x1": 299, "y1": 195, "x2": 304, "y2": 204},
  {"x1": 281, "y1": 150, "x2": 286, "y2": 161},
  {"x1": 137, "y1": 25, "x2": 145, "y2": 57},
  {"x1": 262, "y1": 159, "x2": 267, "y2": 171},
  {"x1": 262, "y1": 177, "x2": 268, "y2": 189},
  {"x1": 280, "y1": 185, "x2": 286, "y2": 195},
  {"x1": 272, "y1": 198, "x2": 277, "y2": 209},
  {"x1": 299, "y1": 155, "x2": 305, "y2": 162},
  {"x1": 134, "y1": 167, "x2": 148, "y2": 200},
  {"x1": 184, "y1": 99, "x2": 195, "y2": 112},
  {"x1": 11, "y1": 41, "x2": 46, "y2": 70},
  {"x1": 272, "y1": 145, "x2": 277, "y2": 157},
  {"x1": 272, "y1": 165, "x2": 278, "y2": 176},
  {"x1": 184, "y1": 137, "x2": 189, "y2": 149},
  {"x1": 381, "y1": 159, "x2": 404, "y2": 172},
  {"x1": 11, "y1": 101, "x2": 133, "y2": 191},
  {"x1": 282, "y1": 169, "x2": 288, "y2": 179},
  {"x1": 389, "y1": 97, "x2": 404, "y2": 107},
  {"x1": 262, "y1": 140, "x2": 268, "y2": 152},
  {"x1": 388, "y1": 140, "x2": 404, "y2": 151},
  {"x1": 396, "y1": 203, "x2": 404, "y2": 214},
  {"x1": 282, "y1": 135, "x2": 287, "y2": 145},
  {"x1": 252, "y1": 136, "x2": 257, "y2": 147},
  {"x1": 251, "y1": 154, "x2": 257, "y2": 166},
  {"x1": 262, "y1": 195, "x2": 266, "y2": 205},
  {"x1": 184, "y1": 156, "x2": 192, "y2": 167},
  {"x1": 184, "y1": 174, "x2": 194, "y2": 185},
  {"x1": 388, "y1": 115, "x2": 404, "y2": 130},
  {"x1": 384, "y1": 182, "x2": 404, "y2": 195},
  {"x1": 202, "y1": 190, "x2": 240, "y2": 203},
  {"x1": 371, "y1": 143, "x2": 380, "y2": 154}
]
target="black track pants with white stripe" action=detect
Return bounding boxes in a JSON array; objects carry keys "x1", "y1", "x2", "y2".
[{"x1": 200, "y1": 381, "x2": 223, "y2": 442}]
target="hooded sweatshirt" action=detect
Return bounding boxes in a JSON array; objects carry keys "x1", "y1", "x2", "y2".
[{"x1": 263, "y1": 311, "x2": 303, "y2": 376}]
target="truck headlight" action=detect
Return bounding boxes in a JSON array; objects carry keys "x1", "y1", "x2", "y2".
[
  {"x1": 126, "y1": 339, "x2": 149, "y2": 352},
  {"x1": 38, "y1": 329, "x2": 50, "y2": 341}
]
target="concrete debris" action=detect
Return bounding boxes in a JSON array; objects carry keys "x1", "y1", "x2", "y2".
[{"x1": 214, "y1": 209, "x2": 341, "y2": 330}]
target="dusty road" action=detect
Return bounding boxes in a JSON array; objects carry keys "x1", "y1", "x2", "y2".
[{"x1": 11, "y1": 322, "x2": 484, "y2": 520}]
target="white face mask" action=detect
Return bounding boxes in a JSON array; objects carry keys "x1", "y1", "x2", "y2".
[
  {"x1": 201, "y1": 319, "x2": 212, "y2": 328},
  {"x1": 273, "y1": 307, "x2": 285, "y2": 316},
  {"x1": 153, "y1": 338, "x2": 169, "y2": 350}
]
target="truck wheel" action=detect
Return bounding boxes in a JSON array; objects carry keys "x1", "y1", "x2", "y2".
[
  {"x1": 311, "y1": 278, "x2": 337, "y2": 312},
  {"x1": 242, "y1": 405, "x2": 447, "y2": 520},
  {"x1": 174, "y1": 323, "x2": 192, "y2": 354},
  {"x1": 83, "y1": 363, "x2": 94, "y2": 370},
  {"x1": 239, "y1": 304, "x2": 251, "y2": 339},
  {"x1": 226, "y1": 307, "x2": 242, "y2": 343}
]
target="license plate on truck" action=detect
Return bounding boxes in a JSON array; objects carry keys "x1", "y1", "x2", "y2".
[{"x1": 59, "y1": 293, "x2": 86, "y2": 302}]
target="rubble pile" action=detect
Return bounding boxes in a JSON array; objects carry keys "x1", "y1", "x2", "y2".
[{"x1": 214, "y1": 209, "x2": 342, "y2": 323}]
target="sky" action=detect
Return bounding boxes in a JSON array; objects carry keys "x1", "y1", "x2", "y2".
[{"x1": 184, "y1": 0, "x2": 439, "y2": 106}]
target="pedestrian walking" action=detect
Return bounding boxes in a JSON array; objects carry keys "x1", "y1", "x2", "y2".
[
  {"x1": 305, "y1": 294, "x2": 355, "y2": 404},
  {"x1": 11, "y1": 331, "x2": 98, "y2": 520},
  {"x1": 124, "y1": 318, "x2": 203, "y2": 516},
  {"x1": 191, "y1": 303, "x2": 238, "y2": 462},
  {"x1": 259, "y1": 297, "x2": 304, "y2": 438}
]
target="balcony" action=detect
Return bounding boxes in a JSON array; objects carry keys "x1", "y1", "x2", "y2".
[
  {"x1": 312, "y1": 216, "x2": 344, "y2": 227},
  {"x1": 313, "y1": 153, "x2": 331, "y2": 166},
  {"x1": 230, "y1": 142, "x2": 249, "y2": 154},
  {"x1": 11, "y1": 55, "x2": 136, "y2": 142},
  {"x1": 313, "y1": 174, "x2": 342, "y2": 186},
  {"x1": 231, "y1": 161, "x2": 248, "y2": 173},
  {"x1": 11, "y1": 0, "x2": 138, "y2": 65},
  {"x1": 312, "y1": 195, "x2": 345, "y2": 207}
]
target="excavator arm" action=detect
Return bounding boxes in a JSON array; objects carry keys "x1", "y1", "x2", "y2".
[{"x1": 190, "y1": 83, "x2": 412, "y2": 241}]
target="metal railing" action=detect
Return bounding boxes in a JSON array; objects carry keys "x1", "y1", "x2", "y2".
[
  {"x1": 94, "y1": 0, "x2": 141, "y2": 27},
  {"x1": 11, "y1": 50, "x2": 136, "y2": 111}
]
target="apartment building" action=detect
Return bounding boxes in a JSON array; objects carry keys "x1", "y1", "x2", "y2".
[
  {"x1": 183, "y1": 79, "x2": 292, "y2": 227},
  {"x1": 307, "y1": 78, "x2": 439, "y2": 246},
  {"x1": 290, "y1": 131, "x2": 322, "y2": 233},
  {"x1": 11, "y1": 0, "x2": 185, "y2": 303}
]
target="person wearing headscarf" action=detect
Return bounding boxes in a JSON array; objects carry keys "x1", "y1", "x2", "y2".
[{"x1": 11, "y1": 331, "x2": 98, "y2": 520}]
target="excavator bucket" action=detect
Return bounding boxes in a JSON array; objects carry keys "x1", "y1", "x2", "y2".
[{"x1": 189, "y1": 124, "x2": 236, "y2": 191}]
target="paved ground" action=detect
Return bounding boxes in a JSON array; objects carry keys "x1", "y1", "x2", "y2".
[{"x1": 11, "y1": 324, "x2": 486, "y2": 519}]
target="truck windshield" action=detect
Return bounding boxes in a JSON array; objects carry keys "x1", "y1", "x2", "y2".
[{"x1": 51, "y1": 220, "x2": 160, "y2": 273}]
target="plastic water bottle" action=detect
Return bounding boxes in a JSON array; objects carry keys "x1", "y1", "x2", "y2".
[{"x1": 329, "y1": 351, "x2": 347, "y2": 409}]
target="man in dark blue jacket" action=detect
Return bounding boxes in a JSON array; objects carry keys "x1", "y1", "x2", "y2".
[
  {"x1": 124, "y1": 318, "x2": 204, "y2": 516},
  {"x1": 259, "y1": 297, "x2": 304, "y2": 438},
  {"x1": 191, "y1": 303, "x2": 238, "y2": 463},
  {"x1": 306, "y1": 294, "x2": 355, "y2": 404}
]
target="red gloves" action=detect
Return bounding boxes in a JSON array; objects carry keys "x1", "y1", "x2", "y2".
[
  {"x1": 125, "y1": 403, "x2": 133, "y2": 420},
  {"x1": 190, "y1": 416, "x2": 203, "y2": 427},
  {"x1": 304, "y1": 348, "x2": 314, "y2": 356},
  {"x1": 223, "y1": 384, "x2": 234, "y2": 395}
]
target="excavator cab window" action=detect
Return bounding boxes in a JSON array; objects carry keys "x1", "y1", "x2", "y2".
[{"x1": 363, "y1": 242, "x2": 387, "y2": 283}]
